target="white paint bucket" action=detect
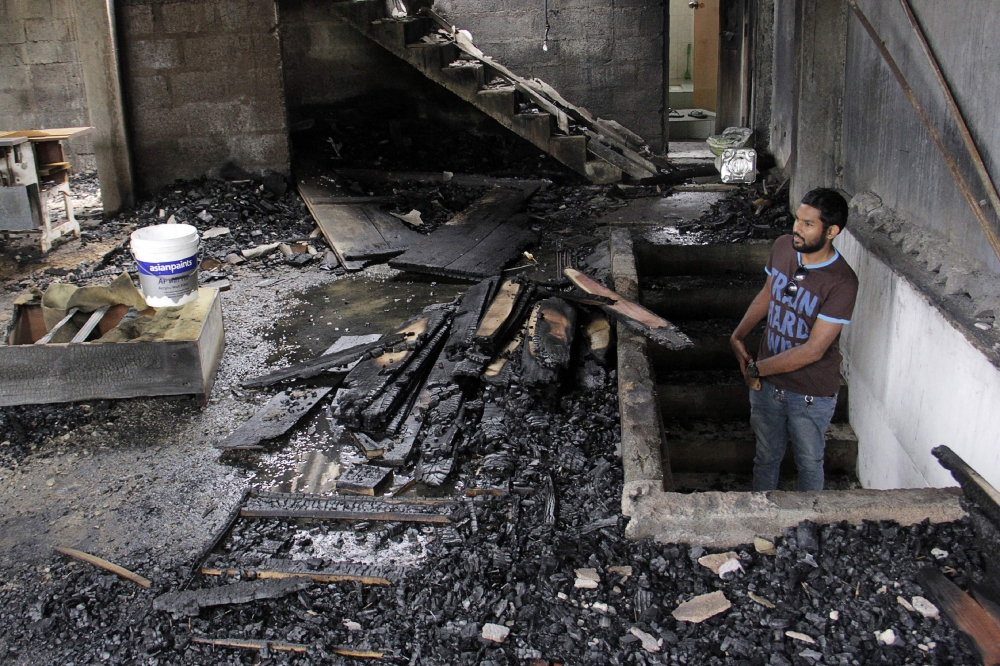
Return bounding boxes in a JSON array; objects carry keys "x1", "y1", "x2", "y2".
[{"x1": 130, "y1": 224, "x2": 201, "y2": 307}]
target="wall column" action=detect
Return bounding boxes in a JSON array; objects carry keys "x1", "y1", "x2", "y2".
[{"x1": 72, "y1": 0, "x2": 134, "y2": 215}]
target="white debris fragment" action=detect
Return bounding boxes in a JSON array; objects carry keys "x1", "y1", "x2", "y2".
[
  {"x1": 608, "y1": 565, "x2": 633, "y2": 580},
  {"x1": 592, "y1": 602, "x2": 609, "y2": 613},
  {"x1": 829, "y1": 610, "x2": 840, "y2": 621},
  {"x1": 202, "y1": 226, "x2": 230, "y2": 239},
  {"x1": 672, "y1": 591, "x2": 731, "y2": 623},
  {"x1": 748, "y1": 592, "x2": 775, "y2": 609},
  {"x1": 785, "y1": 631, "x2": 816, "y2": 644},
  {"x1": 911, "y1": 596, "x2": 940, "y2": 619},
  {"x1": 629, "y1": 627, "x2": 660, "y2": 653},
  {"x1": 897, "y1": 596, "x2": 916, "y2": 612},
  {"x1": 343, "y1": 620, "x2": 362, "y2": 631},
  {"x1": 197, "y1": 209, "x2": 213, "y2": 222},
  {"x1": 931, "y1": 547, "x2": 949, "y2": 560},
  {"x1": 574, "y1": 568, "x2": 600, "y2": 589},
  {"x1": 875, "y1": 628, "x2": 896, "y2": 645},
  {"x1": 698, "y1": 552, "x2": 739, "y2": 575},
  {"x1": 166, "y1": 214, "x2": 177, "y2": 224},
  {"x1": 556, "y1": 592, "x2": 568, "y2": 600},
  {"x1": 799, "y1": 648, "x2": 824, "y2": 661},
  {"x1": 442, "y1": 171, "x2": 454, "y2": 182},
  {"x1": 754, "y1": 537, "x2": 777, "y2": 556},
  {"x1": 390, "y1": 209, "x2": 424, "y2": 227},
  {"x1": 481, "y1": 623, "x2": 510, "y2": 643},
  {"x1": 717, "y1": 558, "x2": 744, "y2": 578},
  {"x1": 242, "y1": 242, "x2": 281, "y2": 259}
]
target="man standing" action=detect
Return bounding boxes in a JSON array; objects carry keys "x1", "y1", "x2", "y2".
[{"x1": 730, "y1": 188, "x2": 858, "y2": 491}]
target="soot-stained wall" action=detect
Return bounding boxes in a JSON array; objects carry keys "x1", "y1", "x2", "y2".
[
  {"x1": 118, "y1": 0, "x2": 289, "y2": 192},
  {"x1": 434, "y1": 0, "x2": 666, "y2": 149},
  {"x1": 0, "y1": 0, "x2": 95, "y2": 169},
  {"x1": 841, "y1": 0, "x2": 1000, "y2": 275}
]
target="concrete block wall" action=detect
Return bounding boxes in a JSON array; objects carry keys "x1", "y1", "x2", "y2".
[
  {"x1": 0, "y1": 0, "x2": 94, "y2": 169},
  {"x1": 434, "y1": 0, "x2": 666, "y2": 149},
  {"x1": 119, "y1": 0, "x2": 289, "y2": 192}
]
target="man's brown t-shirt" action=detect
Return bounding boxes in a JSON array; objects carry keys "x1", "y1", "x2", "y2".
[{"x1": 757, "y1": 235, "x2": 858, "y2": 397}]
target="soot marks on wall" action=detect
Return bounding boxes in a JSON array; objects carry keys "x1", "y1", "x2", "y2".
[{"x1": 118, "y1": 0, "x2": 289, "y2": 193}]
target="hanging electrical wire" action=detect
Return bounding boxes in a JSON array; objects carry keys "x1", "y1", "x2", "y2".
[{"x1": 542, "y1": 0, "x2": 550, "y2": 51}]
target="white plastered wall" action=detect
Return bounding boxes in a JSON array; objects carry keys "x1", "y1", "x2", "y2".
[{"x1": 836, "y1": 230, "x2": 1000, "y2": 491}]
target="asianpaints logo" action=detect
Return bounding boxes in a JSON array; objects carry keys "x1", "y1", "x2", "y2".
[{"x1": 137, "y1": 255, "x2": 196, "y2": 276}]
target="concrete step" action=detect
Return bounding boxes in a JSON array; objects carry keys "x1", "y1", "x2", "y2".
[
  {"x1": 656, "y1": 382, "x2": 849, "y2": 422},
  {"x1": 663, "y1": 420, "x2": 858, "y2": 475},
  {"x1": 641, "y1": 285, "x2": 759, "y2": 320},
  {"x1": 671, "y1": 472, "x2": 861, "y2": 493},
  {"x1": 439, "y1": 62, "x2": 485, "y2": 97},
  {"x1": 650, "y1": 329, "x2": 761, "y2": 372}
]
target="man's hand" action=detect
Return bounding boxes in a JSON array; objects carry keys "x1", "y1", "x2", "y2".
[{"x1": 731, "y1": 335, "x2": 761, "y2": 391}]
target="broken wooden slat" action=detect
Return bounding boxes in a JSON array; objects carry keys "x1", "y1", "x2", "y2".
[
  {"x1": 201, "y1": 559, "x2": 397, "y2": 585},
  {"x1": 215, "y1": 388, "x2": 332, "y2": 450},
  {"x1": 190, "y1": 637, "x2": 309, "y2": 654},
  {"x1": 435, "y1": 214, "x2": 538, "y2": 279},
  {"x1": 53, "y1": 546, "x2": 151, "y2": 588},
  {"x1": 34, "y1": 308, "x2": 79, "y2": 345},
  {"x1": 242, "y1": 492, "x2": 458, "y2": 523},
  {"x1": 582, "y1": 311, "x2": 612, "y2": 364},
  {"x1": 932, "y1": 445, "x2": 1000, "y2": 529},
  {"x1": 69, "y1": 306, "x2": 109, "y2": 343},
  {"x1": 564, "y1": 267, "x2": 691, "y2": 350},
  {"x1": 243, "y1": 333, "x2": 406, "y2": 389},
  {"x1": 916, "y1": 567, "x2": 1000, "y2": 665},
  {"x1": 336, "y1": 464, "x2": 394, "y2": 496},
  {"x1": 154, "y1": 577, "x2": 311, "y2": 616},
  {"x1": 351, "y1": 430, "x2": 385, "y2": 459},
  {"x1": 584, "y1": 130, "x2": 657, "y2": 180},
  {"x1": 186, "y1": 488, "x2": 250, "y2": 586},
  {"x1": 389, "y1": 187, "x2": 533, "y2": 278},
  {"x1": 522, "y1": 297, "x2": 576, "y2": 385},
  {"x1": 474, "y1": 279, "x2": 535, "y2": 355}
]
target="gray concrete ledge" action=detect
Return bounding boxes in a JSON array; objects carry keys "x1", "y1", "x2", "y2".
[{"x1": 623, "y1": 485, "x2": 965, "y2": 549}]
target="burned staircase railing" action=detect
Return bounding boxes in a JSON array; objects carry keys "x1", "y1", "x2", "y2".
[{"x1": 331, "y1": 2, "x2": 661, "y2": 183}]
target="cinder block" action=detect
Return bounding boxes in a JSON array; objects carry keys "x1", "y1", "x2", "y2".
[
  {"x1": 179, "y1": 100, "x2": 245, "y2": 135},
  {"x1": 168, "y1": 69, "x2": 227, "y2": 105},
  {"x1": 130, "y1": 74, "x2": 171, "y2": 107},
  {"x1": 23, "y1": 39, "x2": 77, "y2": 65},
  {"x1": 121, "y1": 5, "x2": 154, "y2": 35},
  {"x1": 176, "y1": 135, "x2": 229, "y2": 169},
  {"x1": 127, "y1": 38, "x2": 181, "y2": 71},
  {"x1": 225, "y1": 131, "x2": 289, "y2": 172},
  {"x1": 130, "y1": 105, "x2": 190, "y2": 142},
  {"x1": 0, "y1": 21, "x2": 26, "y2": 44},
  {"x1": 0, "y1": 64, "x2": 31, "y2": 92},
  {"x1": 25, "y1": 17, "x2": 70, "y2": 42},
  {"x1": 160, "y1": 2, "x2": 217, "y2": 34},
  {"x1": 242, "y1": 99, "x2": 285, "y2": 133},
  {"x1": 217, "y1": 0, "x2": 276, "y2": 32},
  {"x1": 0, "y1": 44, "x2": 25, "y2": 68},
  {"x1": 21, "y1": 0, "x2": 52, "y2": 19}
]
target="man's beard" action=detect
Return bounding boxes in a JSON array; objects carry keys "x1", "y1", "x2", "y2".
[{"x1": 792, "y1": 232, "x2": 827, "y2": 254}]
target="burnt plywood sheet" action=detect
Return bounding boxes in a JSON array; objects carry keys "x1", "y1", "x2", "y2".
[
  {"x1": 389, "y1": 188, "x2": 537, "y2": 279},
  {"x1": 298, "y1": 174, "x2": 421, "y2": 264},
  {"x1": 216, "y1": 387, "x2": 332, "y2": 450}
]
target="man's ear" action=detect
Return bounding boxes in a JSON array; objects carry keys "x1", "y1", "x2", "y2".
[{"x1": 826, "y1": 224, "x2": 842, "y2": 241}]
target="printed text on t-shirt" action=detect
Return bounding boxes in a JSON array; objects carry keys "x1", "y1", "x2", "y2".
[{"x1": 766, "y1": 268, "x2": 818, "y2": 355}]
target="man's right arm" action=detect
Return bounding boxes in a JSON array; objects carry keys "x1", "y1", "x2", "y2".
[{"x1": 730, "y1": 276, "x2": 771, "y2": 380}]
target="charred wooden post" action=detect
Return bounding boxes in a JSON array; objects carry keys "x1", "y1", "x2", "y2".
[{"x1": 522, "y1": 297, "x2": 576, "y2": 386}]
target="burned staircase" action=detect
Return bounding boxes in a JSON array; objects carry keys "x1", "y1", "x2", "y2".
[{"x1": 331, "y1": 3, "x2": 660, "y2": 184}]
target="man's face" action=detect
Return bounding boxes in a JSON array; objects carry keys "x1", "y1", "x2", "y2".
[{"x1": 792, "y1": 203, "x2": 834, "y2": 254}]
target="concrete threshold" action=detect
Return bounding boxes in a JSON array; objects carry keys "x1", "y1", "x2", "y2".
[{"x1": 615, "y1": 235, "x2": 967, "y2": 547}]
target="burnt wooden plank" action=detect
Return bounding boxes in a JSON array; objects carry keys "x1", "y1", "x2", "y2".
[
  {"x1": 351, "y1": 430, "x2": 385, "y2": 458},
  {"x1": 154, "y1": 578, "x2": 311, "y2": 616},
  {"x1": 564, "y1": 267, "x2": 691, "y2": 350},
  {"x1": 389, "y1": 187, "x2": 529, "y2": 275},
  {"x1": 202, "y1": 559, "x2": 397, "y2": 585},
  {"x1": 335, "y1": 308, "x2": 450, "y2": 424},
  {"x1": 242, "y1": 492, "x2": 457, "y2": 523},
  {"x1": 473, "y1": 279, "x2": 535, "y2": 355},
  {"x1": 243, "y1": 333, "x2": 407, "y2": 389},
  {"x1": 932, "y1": 445, "x2": 1000, "y2": 529},
  {"x1": 437, "y1": 214, "x2": 538, "y2": 279},
  {"x1": 216, "y1": 388, "x2": 332, "y2": 450},
  {"x1": 522, "y1": 297, "x2": 576, "y2": 385},
  {"x1": 337, "y1": 465, "x2": 394, "y2": 495},
  {"x1": 447, "y1": 277, "x2": 498, "y2": 354},
  {"x1": 582, "y1": 310, "x2": 612, "y2": 364},
  {"x1": 916, "y1": 567, "x2": 1000, "y2": 665},
  {"x1": 358, "y1": 204, "x2": 422, "y2": 254}
]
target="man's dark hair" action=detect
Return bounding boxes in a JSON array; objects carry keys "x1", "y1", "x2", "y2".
[{"x1": 801, "y1": 188, "x2": 848, "y2": 231}]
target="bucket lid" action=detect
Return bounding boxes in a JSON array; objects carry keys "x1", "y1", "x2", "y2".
[{"x1": 131, "y1": 223, "x2": 199, "y2": 243}]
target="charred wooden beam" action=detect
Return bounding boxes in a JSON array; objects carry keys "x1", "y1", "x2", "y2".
[
  {"x1": 564, "y1": 267, "x2": 690, "y2": 350},
  {"x1": 186, "y1": 488, "x2": 250, "y2": 588},
  {"x1": 242, "y1": 492, "x2": 459, "y2": 524},
  {"x1": 336, "y1": 464, "x2": 394, "y2": 496},
  {"x1": 522, "y1": 297, "x2": 576, "y2": 385},
  {"x1": 154, "y1": 577, "x2": 311, "y2": 616},
  {"x1": 916, "y1": 567, "x2": 1000, "y2": 665},
  {"x1": 242, "y1": 333, "x2": 407, "y2": 389},
  {"x1": 473, "y1": 278, "x2": 535, "y2": 355},
  {"x1": 201, "y1": 560, "x2": 397, "y2": 585},
  {"x1": 932, "y1": 446, "x2": 1000, "y2": 530},
  {"x1": 215, "y1": 388, "x2": 332, "y2": 450}
]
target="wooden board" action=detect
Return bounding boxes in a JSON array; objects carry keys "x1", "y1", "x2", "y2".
[
  {"x1": 522, "y1": 297, "x2": 576, "y2": 385},
  {"x1": 201, "y1": 560, "x2": 397, "y2": 585},
  {"x1": 215, "y1": 388, "x2": 332, "y2": 450},
  {"x1": 298, "y1": 174, "x2": 421, "y2": 265},
  {"x1": 389, "y1": 188, "x2": 536, "y2": 278},
  {"x1": 932, "y1": 445, "x2": 1000, "y2": 529},
  {"x1": 564, "y1": 268, "x2": 691, "y2": 350},
  {"x1": 337, "y1": 465, "x2": 394, "y2": 496},
  {"x1": 242, "y1": 492, "x2": 458, "y2": 523},
  {"x1": 916, "y1": 567, "x2": 1000, "y2": 666},
  {"x1": 0, "y1": 127, "x2": 94, "y2": 142},
  {"x1": 0, "y1": 288, "x2": 224, "y2": 406},
  {"x1": 243, "y1": 334, "x2": 405, "y2": 389}
]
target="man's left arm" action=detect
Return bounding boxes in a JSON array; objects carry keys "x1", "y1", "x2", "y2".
[{"x1": 754, "y1": 319, "x2": 843, "y2": 376}]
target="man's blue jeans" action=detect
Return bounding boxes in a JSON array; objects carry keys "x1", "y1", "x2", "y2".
[{"x1": 749, "y1": 380, "x2": 838, "y2": 492}]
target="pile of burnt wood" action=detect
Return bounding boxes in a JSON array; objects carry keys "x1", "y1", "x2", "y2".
[{"x1": 217, "y1": 268, "x2": 690, "y2": 493}]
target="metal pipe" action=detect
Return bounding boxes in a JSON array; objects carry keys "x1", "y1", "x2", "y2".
[
  {"x1": 846, "y1": 0, "x2": 1000, "y2": 264},
  {"x1": 898, "y1": 0, "x2": 1000, "y2": 248}
]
